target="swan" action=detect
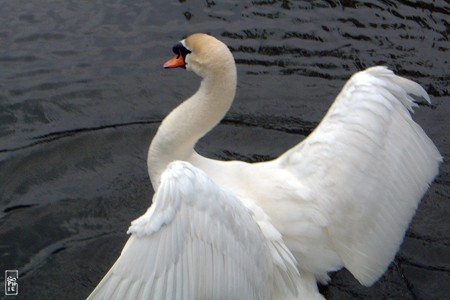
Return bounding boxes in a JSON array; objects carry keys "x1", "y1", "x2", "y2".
[{"x1": 87, "y1": 33, "x2": 441, "y2": 299}]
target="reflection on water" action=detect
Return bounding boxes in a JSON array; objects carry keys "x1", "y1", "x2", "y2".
[{"x1": 0, "y1": 0, "x2": 448, "y2": 299}]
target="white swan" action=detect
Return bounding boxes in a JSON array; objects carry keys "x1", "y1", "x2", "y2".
[{"x1": 87, "y1": 33, "x2": 442, "y2": 299}]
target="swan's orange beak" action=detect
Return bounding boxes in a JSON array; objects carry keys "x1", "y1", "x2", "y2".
[{"x1": 163, "y1": 51, "x2": 186, "y2": 69}]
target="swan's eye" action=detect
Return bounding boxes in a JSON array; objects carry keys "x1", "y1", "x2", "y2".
[
  {"x1": 172, "y1": 42, "x2": 191, "y2": 61},
  {"x1": 164, "y1": 43, "x2": 192, "y2": 69}
]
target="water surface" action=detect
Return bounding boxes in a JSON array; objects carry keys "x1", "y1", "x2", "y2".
[{"x1": 0, "y1": 1, "x2": 449, "y2": 299}]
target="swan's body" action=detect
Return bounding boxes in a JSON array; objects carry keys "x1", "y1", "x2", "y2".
[{"x1": 88, "y1": 34, "x2": 441, "y2": 299}]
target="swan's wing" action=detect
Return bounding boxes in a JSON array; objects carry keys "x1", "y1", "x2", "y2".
[
  {"x1": 275, "y1": 66, "x2": 441, "y2": 286},
  {"x1": 87, "y1": 161, "x2": 299, "y2": 300}
]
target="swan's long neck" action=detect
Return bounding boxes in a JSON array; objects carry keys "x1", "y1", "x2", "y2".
[{"x1": 148, "y1": 66, "x2": 237, "y2": 188}]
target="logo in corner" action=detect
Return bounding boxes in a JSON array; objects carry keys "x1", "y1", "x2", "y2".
[{"x1": 5, "y1": 270, "x2": 18, "y2": 296}]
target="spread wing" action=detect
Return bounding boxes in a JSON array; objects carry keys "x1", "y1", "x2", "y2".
[
  {"x1": 274, "y1": 66, "x2": 441, "y2": 285},
  {"x1": 87, "y1": 161, "x2": 300, "y2": 300}
]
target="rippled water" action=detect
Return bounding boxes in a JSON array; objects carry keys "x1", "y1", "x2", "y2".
[{"x1": 0, "y1": 1, "x2": 448, "y2": 299}]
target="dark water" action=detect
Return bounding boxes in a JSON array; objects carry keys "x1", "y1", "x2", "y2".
[{"x1": 0, "y1": 0, "x2": 449, "y2": 299}]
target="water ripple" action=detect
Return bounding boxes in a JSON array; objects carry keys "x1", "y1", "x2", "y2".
[{"x1": 0, "y1": 0, "x2": 448, "y2": 299}]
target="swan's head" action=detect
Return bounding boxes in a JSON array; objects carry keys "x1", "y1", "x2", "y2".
[{"x1": 163, "y1": 33, "x2": 235, "y2": 78}]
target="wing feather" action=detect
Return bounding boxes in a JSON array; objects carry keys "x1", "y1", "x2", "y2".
[
  {"x1": 275, "y1": 66, "x2": 441, "y2": 285},
  {"x1": 87, "y1": 161, "x2": 300, "y2": 299}
]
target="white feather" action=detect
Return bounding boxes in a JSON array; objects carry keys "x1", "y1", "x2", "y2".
[
  {"x1": 87, "y1": 161, "x2": 300, "y2": 300},
  {"x1": 269, "y1": 66, "x2": 442, "y2": 285}
]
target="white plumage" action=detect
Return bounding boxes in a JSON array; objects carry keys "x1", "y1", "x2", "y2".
[
  {"x1": 270, "y1": 67, "x2": 442, "y2": 285},
  {"x1": 87, "y1": 33, "x2": 441, "y2": 299},
  {"x1": 88, "y1": 161, "x2": 299, "y2": 299}
]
